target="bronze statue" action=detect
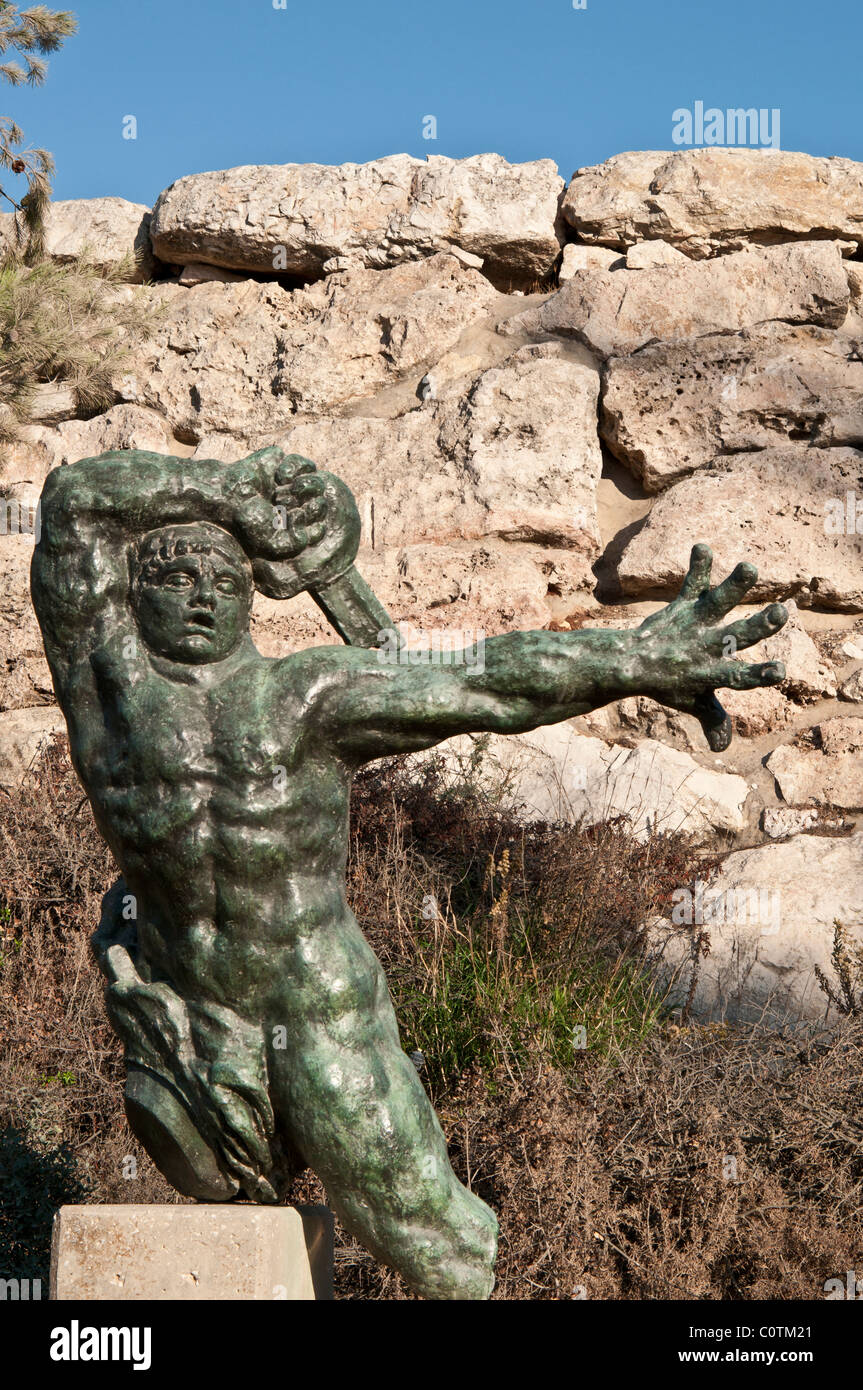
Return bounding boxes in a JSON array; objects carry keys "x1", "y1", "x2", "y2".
[{"x1": 31, "y1": 446, "x2": 788, "y2": 1298}]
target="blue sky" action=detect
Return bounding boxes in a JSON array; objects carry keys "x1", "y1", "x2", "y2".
[{"x1": 4, "y1": 0, "x2": 862, "y2": 206}]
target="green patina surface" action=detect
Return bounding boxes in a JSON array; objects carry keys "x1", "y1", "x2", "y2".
[{"x1": 30, "y1": 446, "x2": 787, "y2": 1299}]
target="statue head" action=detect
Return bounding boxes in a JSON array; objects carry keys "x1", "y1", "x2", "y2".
[{"x1": 131, "y1": 523, "x2": 253, "y2": 664}]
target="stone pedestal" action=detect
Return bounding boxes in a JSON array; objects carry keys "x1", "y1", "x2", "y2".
[{"x1": 50, "y1": 1204, "x2": 334, "y2": 1300}]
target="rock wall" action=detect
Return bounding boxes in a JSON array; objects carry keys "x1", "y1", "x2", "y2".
[{"x1": 2, "y1": 146, "x2": 862, "y2": 1023}]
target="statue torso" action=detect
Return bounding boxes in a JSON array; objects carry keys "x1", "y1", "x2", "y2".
[{"x1": 69, "y1": 643, "x2": 362, "y2": 1011}]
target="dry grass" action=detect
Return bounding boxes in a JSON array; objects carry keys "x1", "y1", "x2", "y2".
[
  {"x1": 2, "y1": 737, "x2": 862, "y2": 1298},
  {"x1": 0, "y1": 737, "x2": 180, "y2": 1207},
  {"x1": 346, "y1": 752, "x2": 700, "y2": 1092},
  {"x1": 290, "y1": 1021, "x2": 863, "y2": 1301}
]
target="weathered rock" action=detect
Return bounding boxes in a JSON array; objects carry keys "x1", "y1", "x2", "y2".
[
  {"x1": 150, "y1": 154, "x2": 564, "y2": 285},
  {"x1": 601, "y1": 323, "x2": 863, "y2": 491},
  {"x1": 500, "y1": 242, "x2": 849, "y2": 359},
  {"x1": 645, "y1": 831, "x2": 863, "y2": 1024},
  {"x1": 434, "y1": 343, "x2": 602, "y2": 551},
  {"x1": 761, "y1": 806, "x2": 850, "y2": 839},
  {"x1": 815, "y1": 719, "x2": 861, "y2": 761},
  {"x1": 50, "y1": 1204, "x2": 333, "y2": 1301},
  {"x1": 248, "y1": 537, "x2": 564, "y2": 656},
  {"x1": 25, "y1": 382, "x2": 79, "y2": 424},
  {"x1": 616, "y1": 447, "x2": 863, "y2": 611},
  {"x1": 603, "y1": 695, "x2": 702, "y2": 751},
  {"x1": 0, "y1": 536, "x2": 52, "y2": 710},
  {"x1": 766, "y1": 718, "x2": 863, "y2": 809},
  {"x1": 49, "y1": 404, "x2": 178, "y2": 462},
  {"x1": 436, "y1": 724, "x2": 749, "y2": 842},
  {"x1": 116, "y1": 254, "x2": 499, "y2": 435},
  {"x1": 401, "y1": 156, "x2": 564, "y2": 283},
  {"x1": 848, "y1": 261, "x2": 863, "y2": 307},
  {"x1": 192, "y1": 342, "x2": 603, "y2": 634},
  {"x1": 839, "y1": 667, "x2": 863, "y2": 701},
  {"x1": 0, "y1": 705, "x2": 65, "y2": 787},
  {"x1": 761, "y1": 806, "x2": 822, "y2": 838},
  {"x1": 178, "y1": 262, "x2": 246, "y2": 286},
  {"x1": 1, "y1": 407, "x2": 178, "y2": 509},
  {"x1": 558, "y1": 242, "x2": 623, "y2": 281},
  {"x1": 718, "y1": 686, "x2": 792, "y2": 738},
  {"x1": 150, "y1": 155, "x2": 414, "y2": 276},
  {"x1": 363, "y1": 540, "x2": 561, "y2": 636},
  {"x1": 0, "y1": 432, "x2": 54, "y2": 512},
  {"x1": 2, "y1": 197, "x2": 154, "y2": 281},
  {"x1": 562, "y1": 148, "x2": 863, "y2": 258},
  {"x1": 625, "y1": 239, "x2": 688, "y2": 269},
  {"x1": 439, "y1": 244, "x2": 485, "y2": 271}
]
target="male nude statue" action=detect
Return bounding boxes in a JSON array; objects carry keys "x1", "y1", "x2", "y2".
[{"x1": 31, "y1": 445, "x2": 788, "y2": 1299}]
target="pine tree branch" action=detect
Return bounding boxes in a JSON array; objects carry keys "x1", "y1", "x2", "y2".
[
  {"x1": 17, "y1": 7, "x2": 78, "y2": 53},
  {"x1": 0, "y1": 5, "x2": 76, "y2": 259},
  {"x1": 0, "y1": 59, "x2": 26, "y2": 83}
]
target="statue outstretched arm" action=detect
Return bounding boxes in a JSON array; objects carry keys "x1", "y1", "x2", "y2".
[{"x1": 309, "y1": 546, "x2": 788, "y2": 760}]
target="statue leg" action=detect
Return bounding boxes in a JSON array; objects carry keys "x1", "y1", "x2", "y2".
[{"x1": 269, "y1": 953, "x2": 498, "y2": 1300}]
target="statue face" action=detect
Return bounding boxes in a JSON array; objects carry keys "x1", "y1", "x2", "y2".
[{"x1": 133, "y1": 549, "x2": 252, "y2": 665}]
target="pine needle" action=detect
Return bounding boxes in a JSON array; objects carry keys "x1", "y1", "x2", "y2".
[{"x1": 0, "y1": 253, "x2": 161, "y2": 449}]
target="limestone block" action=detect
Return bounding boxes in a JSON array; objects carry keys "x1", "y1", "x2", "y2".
[{"x1": 50, "y1": 1204, "x2": 334, "y2": 1301}]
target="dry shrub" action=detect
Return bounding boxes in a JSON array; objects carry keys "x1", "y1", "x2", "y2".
[
  {"x1": 347, "y1": 752, "x2": 698, "y2": 1093},
  {"x1": 3, "y1": 739, "x2": 862, "y2": 1300},
  {"x1": 0, "y1": 253, "x2": 159, "y2": 447},
  {"x1": 475, "y1": 1020, "x2": 863, "y2": 1300},
  {"x1": 0, "y1": 733, "x2": 182, "y2": 1276},
  {"x1": 308, "y1": 1023, "x2": 863, "y2": 1301}
]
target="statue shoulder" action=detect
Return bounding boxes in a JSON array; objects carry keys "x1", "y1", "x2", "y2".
[{"x1": 266, "y1": 645, "x2": 384, "y2": 724}]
